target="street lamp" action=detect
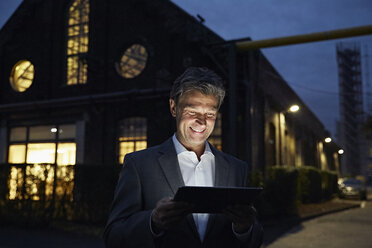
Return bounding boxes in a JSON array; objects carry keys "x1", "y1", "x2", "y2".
[
  {"x1": 278, "y1": 104, "x2": 300, "y2": 165},
  {"x1": 288, "y1": 104, "x2": 300, "y2": 113},
  {"x1": 338, "y1": 149, "x2": 344, "y2": 155},
  {"x1": 324, "y1": 137, "x2": 332, "y2": 143}
]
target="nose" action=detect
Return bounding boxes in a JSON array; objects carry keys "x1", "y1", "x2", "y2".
[{"x1": 195, "y1": 113, "x2": 207, "y2": 125}]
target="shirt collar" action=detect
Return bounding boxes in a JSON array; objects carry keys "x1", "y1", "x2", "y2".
[{"x1": 172, "y1": 134, "x2": 213, "y2": 157}]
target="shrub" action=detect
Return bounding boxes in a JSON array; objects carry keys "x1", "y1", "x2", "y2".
[
  {"x1": 321, "y1": 170, "x2": 338, "y2": 200},
  {"x1": 259, "y1": 166, "x2": 299, "y2": 217},
  {"x1": 297, "y1": 166, "x2": 322, "y2": 203},
  {"x1": 73, "y1": 164, "x2": 121, "y2": 224}
]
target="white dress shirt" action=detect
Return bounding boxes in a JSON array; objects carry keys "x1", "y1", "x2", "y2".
[{"x1": 172, "y1": 134, "x2": 214, "y2": 241}]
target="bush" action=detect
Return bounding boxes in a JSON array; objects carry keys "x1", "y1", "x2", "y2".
[
  {"x1": 297, "y1": 166, "x2": 322, "y2": 203},
  {"x1": 0, "y1": 163, "x2": 121, "y2": 226},
  {"x1": 258, "y1": 166, "x2": 299, "y2": 217},
  {"x1": 73, "y1": 164, "x2": 121, "y2": 224},
  {"x1": 0, "y1": 164, "x2": 10, "y2": 201},
  {"x1": 321, "y1": 170, "x2": 338, "y2": 200}
]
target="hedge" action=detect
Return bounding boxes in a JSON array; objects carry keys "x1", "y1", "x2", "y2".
[
  {"x1": 255, "y1": 166, "x2": 299, "y2": 217},
  {"x1": 0, "y1": 163, "x2": 121, "y2": 226},
  {"x1": 251, "y1": 165, "x2": 339, "y2": 218},
  {"x1": 0, "y1": 162, "x2": 339, "y2": 224},
  {"x1": 297, "y1": 166, "x2": 322, "y2": 203}
]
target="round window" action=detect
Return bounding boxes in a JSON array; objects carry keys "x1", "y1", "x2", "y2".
[
  {"x1": 117, "y1": 44, "x2": 148, "y2": 79},
  {"x1": 9, "y1": 60, "x2": 34, "y2": 92}
]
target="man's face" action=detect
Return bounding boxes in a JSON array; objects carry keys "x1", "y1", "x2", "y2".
[{"x1": 170, "y1": 90, "x2": 218, "y2": 152}]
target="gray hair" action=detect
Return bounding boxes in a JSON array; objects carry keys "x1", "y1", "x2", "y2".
[{"x1": 170, "y1": 67, "x2": 226, "y2": 109}]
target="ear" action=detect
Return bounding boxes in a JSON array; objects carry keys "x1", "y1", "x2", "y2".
[{"x1": 169, "y1": 99, "x2": 177, "y2": 117}]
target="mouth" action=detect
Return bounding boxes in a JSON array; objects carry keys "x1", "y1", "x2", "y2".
[{"x1": 190, "y1": 127, "x2": 206, "y2": 133}]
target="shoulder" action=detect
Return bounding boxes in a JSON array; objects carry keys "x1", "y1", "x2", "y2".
[{"x1": 124, "y1": 138, "x2": 174, "y2": 162}]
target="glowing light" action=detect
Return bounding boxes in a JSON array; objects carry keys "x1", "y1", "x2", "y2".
[
  {"x1": 51, "y1": 128, "x2": 58, "y2": 133},
  {"x1": 288, "y1": 104, "x2": 300, "y2": 113},
  {"x1": 324, "y1": 137, "x2": 332, "y2": 143},
  {"x1": 338, "y1": 149, "x2": 344, "y2": 155}
]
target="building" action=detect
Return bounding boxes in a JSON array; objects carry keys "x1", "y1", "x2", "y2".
[
  {"x1": 0, "y1": 0, "x2": 340, "y2": 203},
  {"x1": 336, "y1": 42, "x2": 365, "y2": 177}
]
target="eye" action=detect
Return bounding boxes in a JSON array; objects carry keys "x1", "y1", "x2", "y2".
[
  {"x1": 206, "y1": 113, "x2": 216, "y2": 118},
  {"x1": 189, "y1": 111, "x2": 196, "y2": 115}
]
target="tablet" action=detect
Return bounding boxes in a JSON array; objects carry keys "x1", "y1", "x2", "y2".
[{"x1": 173, "y1": 186, "x2": 263, "y2": 213}]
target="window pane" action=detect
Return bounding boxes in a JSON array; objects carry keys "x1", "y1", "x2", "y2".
[
  {"x1": 9, "y1": 60, "x2": 34, "y2": 92},
  {"x1": 118, "y1": 117, "x2": 147, "y2": 163},
  {"x1": 118, "y1": 44, "x2": 148, "y2": 79},
  {"x1": 119, "y1": 141, "x2": 134, "y2": 164},
  {"x1": 29, "y1": 126, "x2": 56, "y2": 140},
  {"x1": 118, "y1": 117, "x2": 147, "y2": 140},
  {"x1": 135, "y1": 141, "x2": 147, "y2": 151},
  {"x1": 10, "y1": 127, "x2": 27, "y2": 141},
  {"x1": 67, "y1": 0, "x2": 89, "y2": 85},
  {"x1": 57, "y1": 143, "x2": 76, "y2": 165},
  {"x1": 59, "y1": 125, "x2": 76, "y2": 139},
  {"x1": 8, "y1": 144, "x2": 26, "y2": 163},
  {"x1": 26, "y1": 143, "x2": 56, "y2": 164}
]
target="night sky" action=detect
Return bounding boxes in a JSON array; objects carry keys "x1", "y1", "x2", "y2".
[{"x1": 1, "y1": 0, "x2": 372, "y2": 138}]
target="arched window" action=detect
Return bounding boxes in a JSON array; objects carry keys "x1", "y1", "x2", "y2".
[
  {"x1": 66, "y1": 0, "x2": 89, "y2": 85},
  {"x1": 118, "y1": 117, "x2": 147, "y2": 163}
]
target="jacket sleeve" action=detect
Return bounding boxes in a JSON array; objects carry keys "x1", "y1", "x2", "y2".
[{"x1": 103, "y1": 155, "x2": 156, "y2": 248}]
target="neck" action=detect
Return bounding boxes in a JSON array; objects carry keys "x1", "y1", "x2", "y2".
[{"x1": 175, "y1": 135, "x2": 206, "y2": 161}]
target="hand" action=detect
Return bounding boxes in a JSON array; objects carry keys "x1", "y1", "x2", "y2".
[
  {"x1": 224, "y1": 204, "x2": 257, "y2": 234},
  {"x1": 151, "y1": 197, "x2": 193, "y2": 233}
]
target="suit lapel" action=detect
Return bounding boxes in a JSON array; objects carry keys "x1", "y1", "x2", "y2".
[
  {"x1": 157, "y1": 138, "x2": 200, "y2": 240},
  {"x1": 157, "y1": 138, "x2": 185, "y2": 194},
  {"x1": 212, "y1": 146, "x2": 230, "y2": 187}
]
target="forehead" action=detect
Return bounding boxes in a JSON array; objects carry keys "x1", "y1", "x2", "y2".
[{"x1": 178, "y1": 90, "x2": 218, "y2": 108}]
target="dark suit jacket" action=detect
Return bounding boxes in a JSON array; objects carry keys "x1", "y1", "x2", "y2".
[{"x1": 103, "y1": 138, "x2": 263, "y2": 248}]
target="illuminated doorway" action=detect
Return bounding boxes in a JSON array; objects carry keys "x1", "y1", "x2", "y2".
[{"x1": 7, "y1": 125, "x2": 76, "y2": 200}]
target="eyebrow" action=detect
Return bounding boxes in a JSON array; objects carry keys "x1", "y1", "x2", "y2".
[{"x1": 183, "y1": 104, "x2": 218, "y2": 111}]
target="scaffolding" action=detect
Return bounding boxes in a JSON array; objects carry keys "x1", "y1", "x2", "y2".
[{"x1": 336, "y1": 42, "x2": 364, "y2": 176}]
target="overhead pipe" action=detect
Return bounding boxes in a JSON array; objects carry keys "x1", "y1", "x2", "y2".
[{"x1": 236, "y1": 25, "x2": 372, "y2": 51}]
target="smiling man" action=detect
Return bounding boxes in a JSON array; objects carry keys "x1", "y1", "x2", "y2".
[{"x1": 104, "y1": 67, "x2": 263, "y2": 248}]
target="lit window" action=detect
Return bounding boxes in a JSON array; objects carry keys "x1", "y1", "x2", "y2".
[
  {"x1": 8, "y1": 144, "x2": 26, "y2": 164},
  {"x1": 26, "y1": 143, "x2": 56, "y2": 164},
  {"x1": 7, "y1": 125, "x2": 76, "y2": 200},
  {"x1": 118, "y1": 117, "x2": 147, "y2": 163},
  {"x1": 9, "y1": 60, "x2": 34, "y2": 92},
  {"x1": 209, "y1": 113, "x2": 222, "y2": 151},
  {"x1": 66, "y1": 0, "x2": 89, "y2": 85},
  {"x1": 117, "y1": 44, "x2": 148, "y2": 79},
  {"x1": 57, "y1": 143, "x2": 76, "y2": 166}
]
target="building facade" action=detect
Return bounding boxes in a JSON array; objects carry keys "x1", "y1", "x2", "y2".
[{"x1": 0, "y1": 0, "x2": 340, "y2": 202}]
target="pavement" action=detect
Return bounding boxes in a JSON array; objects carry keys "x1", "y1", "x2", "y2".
[
  {"x1": 0, "y1": 197, "x2": 364, "y2": 248},
  {"x1": 261, "y1": 197, "x2": 365, "y2": 246}
]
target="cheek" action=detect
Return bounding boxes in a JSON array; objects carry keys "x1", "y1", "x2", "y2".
[{"x1": 207, "y1": 119, "x2": 216, "y2": 127}]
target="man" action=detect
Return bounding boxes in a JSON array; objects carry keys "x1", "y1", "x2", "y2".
[{"x1": 104, "y1": 67, "x2": 263, "y2": 248}]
